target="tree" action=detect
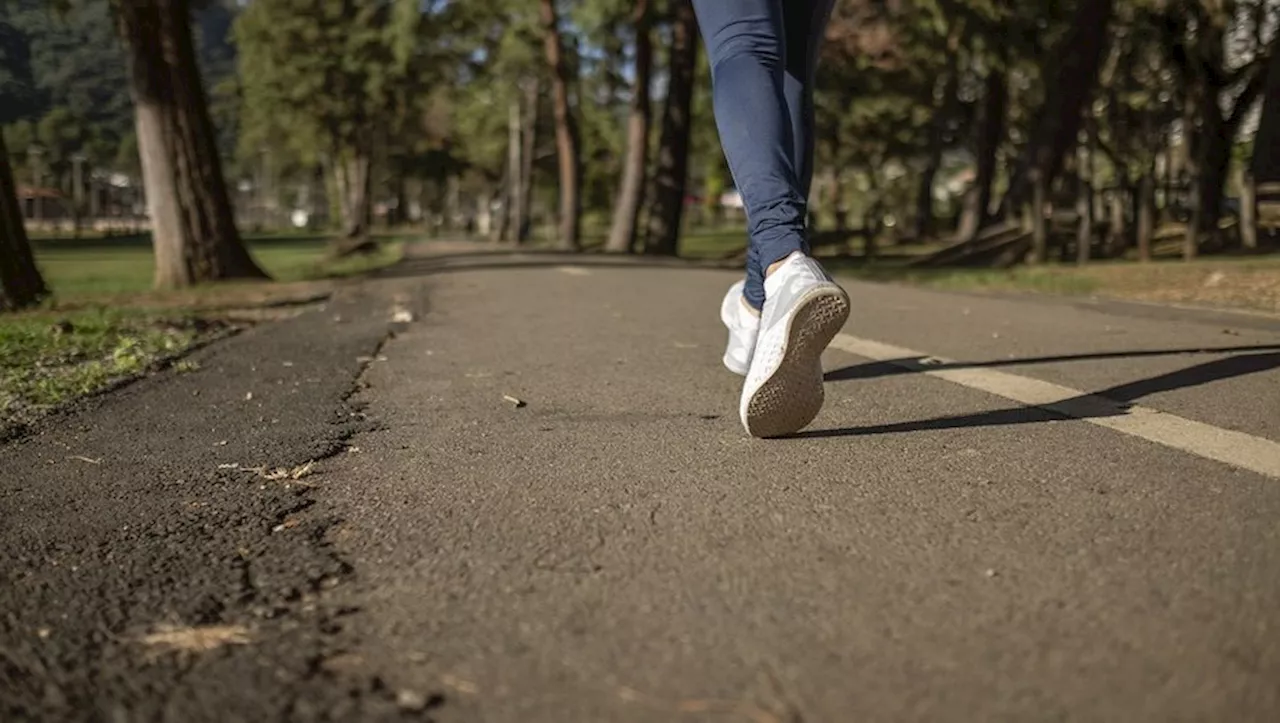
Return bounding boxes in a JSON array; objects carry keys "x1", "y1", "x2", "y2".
[
  {"x1": 514, "y1": 78, "x2": 538, "y2": 243},
  {"x1": 236, "y1": 0, "x2": 453, "y2": 253},
  {"x1": 1162, "y1": 0, "x2": 1273, "y2": 257},
  {"x1": 0, "y1": 14, "x2": 41, "y2": 123},
  {"x1": 644, "y1": 0, "x2": 698, "y2": 256},
  {"x1": 1002, "y1": 0, "x2": 1116, "y2": 263},
  {"x1": 111, "y1": 0, "x2": 266, "y2": 288},
  {"x1": 538, "y1": 0, "x2": 582, "y2": 250},
  {"x1": 0, "y1": 24, "x2": 46, "y2": 311},
  {"x1": 466, "y1": 3, "x2": 543, "y2": 244},
  {"x1": 955, "y1": 62, "x2": 1007, "y2": 240},
  {"x1": 604, "y1": 0, "x2": 652, "y2": 253},
  {"x1": 1252, "y1": 36, "x2": 1280, "y2": 186}
]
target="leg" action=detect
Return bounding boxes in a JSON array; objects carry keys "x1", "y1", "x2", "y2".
[
  {"x1": 691, "y1": 0, "x2": 807, "y2": 310},
  {"x1": 782, "y1": 0, "x2": 836, "y2": 206}
]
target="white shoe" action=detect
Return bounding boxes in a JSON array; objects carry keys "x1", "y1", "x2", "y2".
[
  {"x1": 719, "y1": 279, "x2": 759, "y2": 376},
  {"x1": 740, "y1": 253, "x2": 850, "y2": 438}
]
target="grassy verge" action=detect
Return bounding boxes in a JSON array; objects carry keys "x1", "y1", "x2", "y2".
[
  {"x1": 1, "y1": 234, "x2": 407, "y2": 436},
  {"x1": 676, "y1": 229, "x2": 1279, "y2": 314},
  {"x1": 0, "y1": 308, "x2": 231, "y2": 437},
  {"x1": 34, "y1": 233, "x2": 405, "y2": 300},
  {"x1": 823, "y1": 255, "x2": 1280, "y2": 314}
]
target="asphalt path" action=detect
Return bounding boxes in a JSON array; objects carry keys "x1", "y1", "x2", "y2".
[{"x1": 4, "y1": 244, "x2": 1279, "y2": 722}]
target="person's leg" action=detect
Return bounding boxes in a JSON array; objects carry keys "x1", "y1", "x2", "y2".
[
  {"x1": 698, "y1": 0, "x2": 849, "y2": 438},
  {"x1": 782, "y1": 0, "x2": 837, "y2": 214},
  {"x1": 691, "y1": 0, "x2": 806, "y2": 311}
]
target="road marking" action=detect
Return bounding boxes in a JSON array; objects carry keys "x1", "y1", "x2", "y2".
[
  {"x1": 557, "y1": 266, "x2": 591, "y2": 276},
  {"x1": 829, "y1": 334, "x2": 1280, "y2": 480}
]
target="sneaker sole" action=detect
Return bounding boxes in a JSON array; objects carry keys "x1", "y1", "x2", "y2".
[{"x1": 743, "y1": 286, "x2": 850, "y2": 438}]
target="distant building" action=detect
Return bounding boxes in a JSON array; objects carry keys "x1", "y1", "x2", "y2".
[{"x1": 16, "y1": 186, "x2": 72, "y2": 221}]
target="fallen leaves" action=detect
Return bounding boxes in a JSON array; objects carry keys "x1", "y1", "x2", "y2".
[
  {"x1": 217, "y1": 461, "x2": 319, "y2": 484},
  {"x1": 264, "y1": 460, "x2": 315, "y2": 481},
  {"x1": 140, "y1": 624, "x2": 251, "y2": 653}
]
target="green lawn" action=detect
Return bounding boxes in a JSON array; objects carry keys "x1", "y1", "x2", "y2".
[
  {"x1": 681, "y1": 228, "x2": 1279, "y2": 312},
  {"x1": 824, "y1": 252, "x2": 1280, "y2": 308},
  {"x1": 33, "y1": 233, "x2": 404, "y2": 299}
]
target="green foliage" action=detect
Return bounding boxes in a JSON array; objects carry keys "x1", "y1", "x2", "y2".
[
  {"x1": 0, "y1": 16, "x2": 40, "y2": 123},
  {"x1": 0, "y1": 0, "x2": 243, "y2": 180},
  {"x1": 3, "y1": 0, "x2": 1276, "y2": 255},
  {"x1": 236, "y1": 0, "x2": 455, "y2": 162}
]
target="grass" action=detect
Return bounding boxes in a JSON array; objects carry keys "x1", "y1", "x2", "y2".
[
  {"x1": 33, "y1": 232, "x2": 405, "y2": 299},
  {"x1": 831, "y1": 262, "x2": 1104, "y2": 296},
  {"x1": 1, "y1": 232, "x2": 407, "y2": 435},
  {"x1": 679, "y1": 228, "x2": 1280, "y2": 314},
  {"x1": 818, "y1": 254, "x2": 1280, "y2": 314},
  {"x1": 0, "y1": 308, "x2": 228, "y2": 435}
]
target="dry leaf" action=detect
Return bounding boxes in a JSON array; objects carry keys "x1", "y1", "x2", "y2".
[{"x1": 140, "y1": 624, "x2": 251, "y2": 653}]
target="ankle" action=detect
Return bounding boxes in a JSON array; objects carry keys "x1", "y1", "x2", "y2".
[{"x1": 765, "y1": 251, "x2": 805, "y2": 278}]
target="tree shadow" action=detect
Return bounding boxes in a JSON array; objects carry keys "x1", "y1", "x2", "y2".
[
  {"x1": 797, "y1": 351, "x2": 1280, "y2": 439},
  {"x1": 824, "y1": 345, "x2": 1280, "y2": 382}
]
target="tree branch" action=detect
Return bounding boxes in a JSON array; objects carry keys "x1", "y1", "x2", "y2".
[{"x1": 1227, "y1": 54, "x2": 1270, "y2": 132}]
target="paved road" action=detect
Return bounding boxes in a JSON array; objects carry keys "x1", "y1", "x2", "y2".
[{"x1": 4, "y1": 243, "x2": 1280, "y2": 722}]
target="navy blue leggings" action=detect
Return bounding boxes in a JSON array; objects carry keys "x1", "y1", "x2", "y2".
[{"x1": 691, "y1": 0, "x2": 835, "y2": 309}]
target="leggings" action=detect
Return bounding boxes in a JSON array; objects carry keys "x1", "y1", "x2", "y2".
[{"x1": 691, "y1": 0, "x2": 836, "y2": 309}]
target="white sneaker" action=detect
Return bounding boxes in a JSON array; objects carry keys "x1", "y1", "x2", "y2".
[
  {"x1": 740, "y1": 253, "x2": 850, "y2": 437},
  {"x1": 719, "y1": 279, "x2": 759, "y2": 376}
]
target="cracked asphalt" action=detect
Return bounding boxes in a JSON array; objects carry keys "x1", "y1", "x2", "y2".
[{"x1": 4, "y1": 243, "x2": 1280, "y2": 722}]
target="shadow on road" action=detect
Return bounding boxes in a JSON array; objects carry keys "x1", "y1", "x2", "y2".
[
  {"x1": 824, "y1": 344, "x2": 1280, "y2": 382},
  {"x1": 799, "y1": 351, "x2": 1280, "y2": 439}
]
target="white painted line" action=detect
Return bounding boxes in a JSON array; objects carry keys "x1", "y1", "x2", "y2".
[
  {"x1": 557, "y1": 266, "x2": 591, "y2": 276},
  {"x1": 829, "y1": 334, "x2": 1280, "y2": 480}
]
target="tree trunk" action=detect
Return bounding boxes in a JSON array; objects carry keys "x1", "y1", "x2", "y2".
[
  {"x1": 1076, "y1": 138, "x2": 1094, "y2": 264},
  {"x1": 644, "y1": 0, "x2": 698, "y2": 256},
  {"x1": 1183, "y1": 7, "x2": 1270, "y2": 257},
  {"x1": 490, "y1": 185, "x2": 505, "y2": 238},
  {"x1": 0, "y1": 133, "x2": 48, "y2": 311},
  {"x1": 956, "y1": 67, "x2": 1006, "y2": 240},
  {"x1": 1192, "y1": 108, "x2": 1230, "y2": 255},
  {"x1": 1184, "y1": 178, "x2": 1202, "y2": 259},
  {"x1": 514, "y1": 78, "x2": 538, "y2": 244},
  {"x1": 445, "y1": 174, "x2": 461, "y2": 232},
  {"x1": 1001, "y1": 0, "x2": 1114, "y2": 215},
  {"x1": 491, "y1": 168, "x2": 511, "y2": 243},
  {"x1": 72, "y1": 155, "x2": 85, "y2": 238},
  {"x1": 539, "y1": 0, "x2": 582, "y2": 251},
  {"x1": 1240, "y1": 170, "x2": 1258, "y2": 249},
  {"x1": 332, "y1": 149, "x2": 375, "y2": 255},
  {"x1": 831, "y1": 168, "x2": 848, "y2": 232},
  {"x1": 1108, "y1": 183, "x2": 1128, "y2": 256},
  {"x1": 1137, "y1": 169, "x2": 1155, "y2": 261},
  {"x1": 864, "y1": 193, "x2": 882, "y2": 261},
  {"x1": 113, "y1": 0, "x2": 266, "y2": 289},
  {"x1": 1251, "y1": 43, "x2": 1280, "y2": 186},
  {"x1": 1029, "y1": 172, "x2": 1048, "y2": 263},
  {"x1": 605, "y1": 0, "x2": 653, "y2": 254},
  {"x1": 1181, "y1": 88, "x2": 1201, "y2": 260},
  {"x1": 504, "y1": 94, "x2": 522, "y2": 244},
  {"x1": 915, "y1": 47, "x2": 961, "y2": 241}
]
